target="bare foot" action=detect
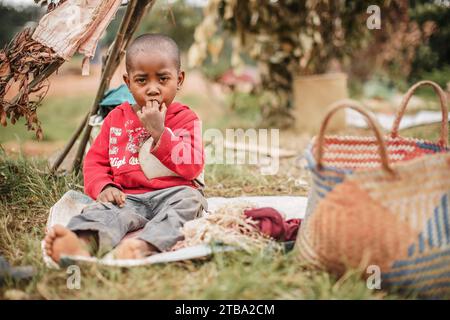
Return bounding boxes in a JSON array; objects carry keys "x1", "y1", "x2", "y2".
[
  {"x1": 44, "y1": 225, "x2": 91, "y2": 263},
  {"x1": 113, "y1": 238, "x2": 157, "y2": 260}
]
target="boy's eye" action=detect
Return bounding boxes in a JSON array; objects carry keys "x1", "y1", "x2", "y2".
[
  {"x1": 136, "y1": 78, "x2": 146, "y2": 84},
  {"x1": 160, "y1": 76, "x2": 169, "y2": 83}
]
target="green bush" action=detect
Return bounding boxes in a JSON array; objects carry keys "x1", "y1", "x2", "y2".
[{"x1": 409, "y1": 1, "x2": 450, "y2": 86}]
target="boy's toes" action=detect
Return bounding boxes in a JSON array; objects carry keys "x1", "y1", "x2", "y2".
[
  {"x1": 113, "y1": 239, "x2": 149, "y2": 260},
  {"x1": 44, "y1": 235, "x2": 54, "y2": 256},
  {"x1": 44, "y1": 235, "x2": 53, "y2": 246},
  {"x1": 130, "y1": 246, "x2": 144, "y2": 259},
  {"x1": 46, "y1": 227, "x2": 55, "y2": 239},
  {"x1": 41, "y1": 224, "x2": 91, "y2": 263},
  {"x1": 44, "y1": 232, "x2": 54, "y2": 247},
  {"x1": 44, "y1": 243, "x2": 53, "y2": 256},
  {"x1": 45, "y1": 248, "x2": 53, "y2": 256}
]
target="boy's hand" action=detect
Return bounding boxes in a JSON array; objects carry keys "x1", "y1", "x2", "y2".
[
  {"x1": 97, "y1": 185, "x2": 126, "y2": 208},
  {"x1": 137, "y1": 100, "x2": 167, "y2": 141}
]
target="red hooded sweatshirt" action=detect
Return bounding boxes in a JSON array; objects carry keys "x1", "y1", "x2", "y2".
[{"x1": 83, "y1": 101, "x2": 204, "y2": 200}]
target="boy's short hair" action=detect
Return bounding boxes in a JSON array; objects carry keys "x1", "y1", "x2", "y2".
[{"x1": 125, "y1": 33, "x2": 181, "y2": 72}]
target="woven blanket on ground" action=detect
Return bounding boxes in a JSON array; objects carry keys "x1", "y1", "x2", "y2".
[{"x1": 42, "y1": 190, "x2": 307, "y2": 268}]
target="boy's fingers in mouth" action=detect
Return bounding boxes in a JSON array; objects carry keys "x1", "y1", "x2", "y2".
[{"x1": 146, "y1": 100, "x2": 160, "y2": 110}]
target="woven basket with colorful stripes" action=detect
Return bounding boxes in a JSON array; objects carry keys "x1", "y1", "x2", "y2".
[{"x1": 295, "y1": 81, "x2": 450, "y2": 299}]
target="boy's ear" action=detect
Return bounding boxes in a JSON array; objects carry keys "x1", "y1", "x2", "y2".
[
  {"x1": 177, "y1": 70, "x2": 185, "y2": 90},
  {"x1": 123, "y1": 73, "x2": 130, "y2": 87}
]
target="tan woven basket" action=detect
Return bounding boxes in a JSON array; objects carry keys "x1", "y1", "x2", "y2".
[{"x1": 296, "y1": 81, "x2": 450, "y2": 298}]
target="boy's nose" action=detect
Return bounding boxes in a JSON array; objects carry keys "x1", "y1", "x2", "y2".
[{"x1": 146, "y1": 85, "x2": 160, "y2": 96}]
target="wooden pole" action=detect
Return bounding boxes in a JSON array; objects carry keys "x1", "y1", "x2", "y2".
[
  {"x1": 71, "y1": 0, "x2": 156, "y2": 174},
  {"x1": 50, "y1": 111, "x2": 89, "y2": 174}
]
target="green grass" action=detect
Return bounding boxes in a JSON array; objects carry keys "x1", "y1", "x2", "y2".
[
  {"x1": 0, "y1": 150, "x2": 404, "y2": 300},
  {"x1": 0, "y1": 96, "x2": 93, "y2": 143},
  {"x1": 1, "y1": 90, "x2": 444, "y2": 300}
]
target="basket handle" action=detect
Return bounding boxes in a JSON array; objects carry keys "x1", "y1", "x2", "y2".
[
  {"x1": 390, "y1": 80, "x2": 448, "y2": 147},
  {"x1": 316, "y1": 99, "x2": 394, "y2": 175}
]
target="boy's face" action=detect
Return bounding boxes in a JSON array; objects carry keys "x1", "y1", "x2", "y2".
[{"x1": 123, "y1": 51, "x2": 184, "y2": 109}]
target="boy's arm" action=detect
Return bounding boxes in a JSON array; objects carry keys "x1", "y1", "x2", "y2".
[
  {"x1": 83, "y1": 116, "x2": 123, "y2": 199},
  {"x1": 150, "y1": 110, "x2": 203, "y2": 181}
]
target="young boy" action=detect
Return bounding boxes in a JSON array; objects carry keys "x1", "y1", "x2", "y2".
[{"x1": 44, "y1": 34, "x2": 207, "y2": 262}]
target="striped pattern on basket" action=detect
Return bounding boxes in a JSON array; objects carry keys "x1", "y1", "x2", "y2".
[
  {"x1": 381, "y1": 192, "x2": 450, "y2": 298},
  {"x1": 315, "y1": 136, "x2": 447, "y2": 170},
  {"x1": 305, "y1": 136, "x2": 448, "y2": 202}
]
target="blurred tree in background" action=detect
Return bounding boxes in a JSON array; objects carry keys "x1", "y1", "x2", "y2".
[
  {"x1": 103, "y1": 0, "x2": 203, "y2": 53},
  {"x1": 189, "y1": 0, "x2": 441, "y2": 127},
  {"x1": 139, "y1": 0, "x2": 203, "y2": 52},
  {"x1": 1, "y1": 0, "x2": 447, "y2": 118},
  {"x1": 0, "y1": 3, "x2": 41, "y2": 47},
  {"x1": 409, "y1": 0, "x2": 450, "y2": 88}
]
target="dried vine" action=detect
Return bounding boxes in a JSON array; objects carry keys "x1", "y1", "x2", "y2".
[{"x1": 0, "y1": 28, "x2": 63, "y2": 139}]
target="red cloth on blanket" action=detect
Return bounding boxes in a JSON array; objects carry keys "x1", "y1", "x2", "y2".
[{"x1": 243, "y1": 207, "x2": 302, "y2": 241}]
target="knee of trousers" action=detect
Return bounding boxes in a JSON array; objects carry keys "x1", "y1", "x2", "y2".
[{"x1": 169, "y1": 186, "x2": 208, "y2": 216}]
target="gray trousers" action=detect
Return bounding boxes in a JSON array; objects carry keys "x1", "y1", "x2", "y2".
[{"x1": 66, "y1": 186, "x2": 207, "y2": 253}]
